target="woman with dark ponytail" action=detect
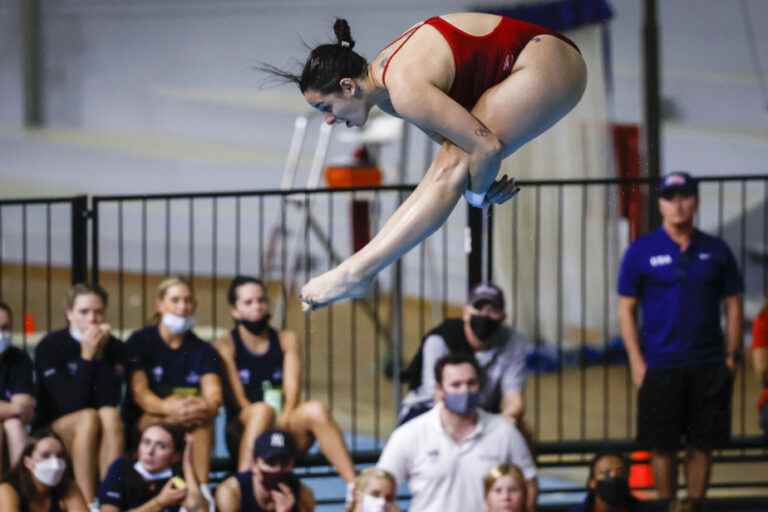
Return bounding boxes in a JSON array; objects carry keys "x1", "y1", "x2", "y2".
[{"x1": 265, "y1": 14, "x2": 586, "y2": 310}]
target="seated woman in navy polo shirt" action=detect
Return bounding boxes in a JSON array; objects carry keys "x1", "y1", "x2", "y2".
[
  {"x1": 34, "y1": 284, "x2": 125, "y2": 505},
  {"x1": 0, "y1": 301, "x2": 35, "y2": 479},
  {"x1": 122, "y1": 277, "x2": 223, "y2": 484},
  {"x1": 0, "y1": 428, "x2": 88, "y2": 512},
  {"x1": 98, "y1": 423, "x2": 209, "y2": 512}
]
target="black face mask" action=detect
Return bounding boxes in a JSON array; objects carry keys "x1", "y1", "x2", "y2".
[
  {"x1": 240, "y1": 314, "x2": 271, "y2": 336},
  {"x1": 595, "y1": 477, "x2": 631, "y2": 507},
  {"x1": 469, "y1": 314, "x2": 502, "y2": 341}
]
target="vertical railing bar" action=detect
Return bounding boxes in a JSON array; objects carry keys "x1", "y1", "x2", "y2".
[
  {"x1": 556, "y1": 185, "x2": 564, "y2": 442},
  {"x1": 442, "y1": 214, "x2": 448, "y2": 319},
  {"x1": 373, "y1": 190, "x2": 381, "y2": 445},
  {"x1": 512, "y1": 196, "x2": 519, "y2": 330},
  {"x1": 533, "y1": 186, "x2": 541, "y2": 439},
  {"x1": 21, "y1": 205, "x2": 28, "y2": 349},
  {"x1": 717, "y1": 182, "x2": 724, "y2": 238},
  {"x1": 580, "y1": 185, "x2": 588, "y2": 440},
  {"x1": 46, "y1": 203, "x2": 52, "y2": 331},
  {"x1": 259, "y1": 196, "x2": 264, "y2": 276},
  {"x1": 327, "y1": 192, "x2": 334, "y2": 412},
  {"x1": 351, "y1": 192, "x2": 358, "y2": 453},
  {"x1": 280, "y1": 198, "x2": 287, "y2": 330},
  {"x1": 189, "y1": 198, "x2": 195, "y2": 288},
  {"x1": 303, "y1": 194, "x2": 311, "y2": 400},
  {"x1": 351, "y1": 274, "x2": 358, "y2": 451},
  {"x1": 165, "y1": 199, "x2": 171, "y2": 276},
  {"x1": 626, "y1": 184, "x2": 641, "y2": 438},
  {"x1": 212, "y1": 198, "x2": 218, "y2": 339},
  {"x1": 118, "y1": 202, "x2": 125, "y2": 333},
  {"x1": 235, "y1": 197, "x2": 241, "y2": 275},
  {"x1": 141, "y1": 199, "x2": 148, "y2": 322},
  {"x1": 419, "y1": 230, "x2": 425, "y2": 337},
  {"x1": 739, "y1": 181, "x2": 746, "y2": 436},
  {"x1": 603, "y1": 183, "x2": 611, "y2": 439},
  {"x1": 91, "y1": 198, "x2": 100, "y2": 285}
]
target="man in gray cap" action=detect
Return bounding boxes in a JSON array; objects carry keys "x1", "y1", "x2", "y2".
[{"x1": 399, "y1": 282, "x2": 529, "y2": 425}]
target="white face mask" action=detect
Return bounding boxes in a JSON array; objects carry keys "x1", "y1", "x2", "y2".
[
  {"x1": 133, "y1": 461, "x2": 173, "y2": 481},
  {"x1": 33, "y1": 457, "x2": 67, "y2": 487},
  {"x1": 161, "y1": 313, "x2": 195, "y2": 335},
  {"x1": 69, "y1": 327, "x2": 84, "y2": 342},
  {"x1": 0, "y1": 331, "x2": 12, "y2": 354},
  {"x1": 361, "y1": 494, "x2": 388, "y2": 512}
]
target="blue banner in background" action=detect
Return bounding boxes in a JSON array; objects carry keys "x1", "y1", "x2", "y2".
[{"x1": 472, "y1": 0, "x2": 613, "y2": 31}]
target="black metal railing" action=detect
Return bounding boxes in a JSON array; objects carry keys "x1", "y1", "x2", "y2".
[
  {"x1": 2, "y1": 176, "x2": 767, "y2": 506},
  {"x1": 0, "y1": 195, "x2": 85, "y2": 350},
  {"x1": 90, "y1": 184, "x2": 462, "y2": 452}
]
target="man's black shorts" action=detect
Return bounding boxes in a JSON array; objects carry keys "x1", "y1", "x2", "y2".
[{"x1": 637, "y1": 365, "x2": 733, "y2": 451}]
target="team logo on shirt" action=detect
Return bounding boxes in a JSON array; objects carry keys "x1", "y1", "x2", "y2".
[
  {"x1": 699, "y1": 253, "x2": 711, "y2": 260},
  {"x1": 186, "y1": 371, "x2": 200, "y2": 385},
  {"x1": 427, "y1": 449, "x2": 440, "y2": 460},
  {"x1": 649, "y1": 254, "x2": 673, "y2": 267},
  {"x1": 67, "y1": 362, "x2": 78, "y2": 375},
  {"x1": 239, "y1": 369, "x2": 251, "y2": 384},
  {"x1": 272, "y1": 370, "x2": 283, "y2": 381},
  {"x1": 43, "y1": 368, "x2": 56, "y2": 378},
  {"x1": 152, "y1": 366, "x2": 164, "y2": 382}
]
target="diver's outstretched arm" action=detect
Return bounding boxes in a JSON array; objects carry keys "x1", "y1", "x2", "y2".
[{"x1": 299, "y1": 143, "x2": 518, "y2": 310}]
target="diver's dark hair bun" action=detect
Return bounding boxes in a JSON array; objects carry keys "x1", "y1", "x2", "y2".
[{"x1": 333, "y1": 18, "x2": 355, "y2": 50}]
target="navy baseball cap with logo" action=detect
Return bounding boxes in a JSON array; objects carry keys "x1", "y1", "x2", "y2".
[
  {"x1": 468, "y1": 282, "x2": 505, "y2": 311},
  {"x1": 659, "y1": 171, "x2": 698, "y2": 198},
  {"x1": 253, "y1": 429, "x2": 296, "y2": 463}
]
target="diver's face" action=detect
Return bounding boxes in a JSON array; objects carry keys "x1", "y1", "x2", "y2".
[{"x1": 305, "y1": 82, "x2": 369, "y2": 128}]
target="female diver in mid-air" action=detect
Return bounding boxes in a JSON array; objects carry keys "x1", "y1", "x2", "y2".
[{"x1": 263, "y1": 12, "x2": 586, "y2": 310}]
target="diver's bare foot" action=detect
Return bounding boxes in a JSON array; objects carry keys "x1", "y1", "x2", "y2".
[{"x1": 300, "y1": 266, "x2": 371, "y2": 311}]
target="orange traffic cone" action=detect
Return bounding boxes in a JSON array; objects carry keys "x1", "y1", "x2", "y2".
[
  {"x1": 23, "y1": 313, "x2": 36, "y2": 335},
  {"x1": 629, "y1": 450, "x2": 655, "y2": 499}
]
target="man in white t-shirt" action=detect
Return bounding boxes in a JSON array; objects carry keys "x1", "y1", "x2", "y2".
[
  {"x1": 400, "y1": 282, "x2": 528, "y2": 425},
  {"x1": 379, "y1": 353, "x2": 538, "y2": 512}
]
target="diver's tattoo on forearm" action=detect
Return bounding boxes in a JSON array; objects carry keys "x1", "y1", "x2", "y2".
[
  {"x1": 475, "y1": 126, "x2": 491, "y2": 137},
  {"x1": 533, "y1": 36, "x2": 541, "y2": 43}
]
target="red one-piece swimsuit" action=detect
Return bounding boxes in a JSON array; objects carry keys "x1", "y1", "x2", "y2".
[{"x1": 382, "y1": 15, "x2": 580, "y2": 110}]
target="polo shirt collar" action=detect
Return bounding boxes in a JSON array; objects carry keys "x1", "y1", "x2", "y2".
[
  {"x1": 658, "y1": 226, "x2": 702, "y2": 252},
  {"x1": 433, "y1": 402, "x2": 487, "y2": 441}
]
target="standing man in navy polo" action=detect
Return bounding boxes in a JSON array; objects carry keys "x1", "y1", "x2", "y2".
[{"x1": 618, "y1": 172, "x2": 743, "y2": 507}]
